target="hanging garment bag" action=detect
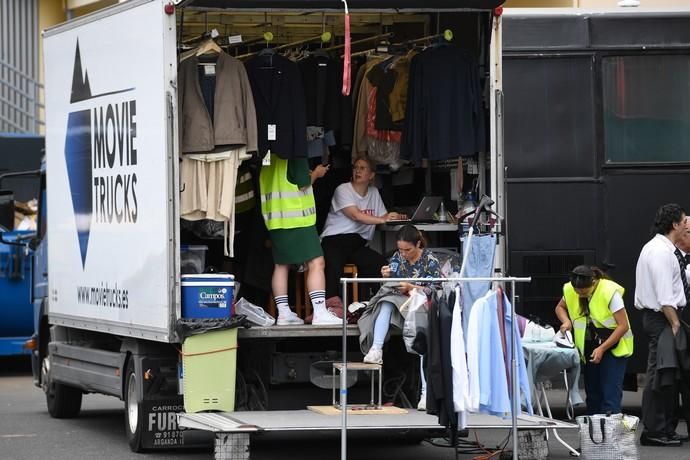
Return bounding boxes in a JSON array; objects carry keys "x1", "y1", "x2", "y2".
[
  {"x1": 401, "y1": 289, "x2": 429, "y2": 355},
  {"x1": 576, "y1": 413, "x2": 639, "y2": 460}
]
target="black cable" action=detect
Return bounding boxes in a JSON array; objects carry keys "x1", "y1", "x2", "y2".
[
  {"x1": 235, "y1": 370, "x2": 248, "y2": 410},
  {"x1": 382, "y1": 373, "x2": 412, "y2": 408}
]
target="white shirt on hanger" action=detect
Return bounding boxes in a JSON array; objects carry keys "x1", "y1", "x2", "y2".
[{"x1": 450, "y1": 286, "x2": 470, "y2": 429}]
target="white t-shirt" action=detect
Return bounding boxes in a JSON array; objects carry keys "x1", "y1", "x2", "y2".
[
  {"x1": 320, "y1": 182, "x2": 387, "y2": 241},
  {"x1": 609, "y1": 291, "x2": 624, "y2": 314},
  {"x1": 634, "y1": 234, "x2": 686, "y2": 310}
]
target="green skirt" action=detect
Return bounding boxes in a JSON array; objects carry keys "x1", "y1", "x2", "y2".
[{"x1": 269, "y1": 225, "x2": 323, "y2": 265}]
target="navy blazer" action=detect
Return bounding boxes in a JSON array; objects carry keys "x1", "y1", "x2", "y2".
[
  {"x1": 401, "y1": 46, "x2": 486, "y2": 164},
  {"x1": 245, "y1": 53, "x2": 307, "y2": 159}
]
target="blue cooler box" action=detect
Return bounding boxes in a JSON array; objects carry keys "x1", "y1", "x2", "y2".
[{"x1": 181, "y1": 274, "x2": 235, "y2": 319}]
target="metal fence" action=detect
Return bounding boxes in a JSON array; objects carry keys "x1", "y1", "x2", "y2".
[{"x1": 0, "y1": 0, "x2": 43, "y2": 134}]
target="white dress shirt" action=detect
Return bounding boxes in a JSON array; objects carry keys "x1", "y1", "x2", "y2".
[
  {"x1": 450, "y1": 286, "x2": 469, "y2": 429},
  {"x1": 634, "y1": 234, "x2": 686, "y2": 311}
]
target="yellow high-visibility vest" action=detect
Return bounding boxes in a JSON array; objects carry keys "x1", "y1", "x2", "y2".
[
  {"x1": 259, "y1": 154, "x2": 316, "y2": 230},
  {"x1": 563, "y1": 279, "x2": 634, "y2": 362}
]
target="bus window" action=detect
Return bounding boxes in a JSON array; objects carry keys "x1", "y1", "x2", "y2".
[{"x1": 603, "y1": 54, "x2": 690, "y2": 164}]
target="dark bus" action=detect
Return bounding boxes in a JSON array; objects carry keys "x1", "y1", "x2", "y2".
[{"x1": 503, "y1": 8, "x2": 690, "y2": 374}]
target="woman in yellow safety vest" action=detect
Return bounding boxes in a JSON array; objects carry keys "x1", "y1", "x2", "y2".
[
  {"x1": 259, "y1": 155, "x2": 342, "y2": 326},
  {"x1": 554, "y1": 265, "x2": 634, "y2": 415}
]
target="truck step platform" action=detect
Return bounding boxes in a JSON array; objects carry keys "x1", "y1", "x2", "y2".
[
  {"x1": 237, "y1": 324, "x2": 359, "y2": 339},
  {"x1": 178, "y1": 409, "x2": 577, "y2": 460}
]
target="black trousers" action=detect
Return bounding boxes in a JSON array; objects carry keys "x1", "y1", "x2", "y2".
[
  {"x1": 673, "y1": 308, "x2": 690, "y2": 434},
  {"x1": 321, "y1": 233, "x2": 387, "y2": 299},
  {"x1": 642, "y1": 309, "x2": 679, "y2": 436}
]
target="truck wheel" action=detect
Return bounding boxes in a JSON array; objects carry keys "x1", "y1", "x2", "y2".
[
  {"x1": 42, "y1": 356, "x2": 82, "y2": 418},
  {"x1": 124, "y1": 359, "x2": 145, "y2": 452}
]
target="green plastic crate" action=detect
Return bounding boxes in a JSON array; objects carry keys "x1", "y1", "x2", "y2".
[{"x1": 182, "y1": 328, "x2": 238, "y2": 413}]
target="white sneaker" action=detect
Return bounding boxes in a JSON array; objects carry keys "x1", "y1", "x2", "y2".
[
  {"x1": 312, "y1": 309, "x2": 342, "y2": 326},
  {"x1": 347, "y1": 301, "x2": 367, "y2": 314},
  {"x1": 276, "y1": 311, "x2": 304, "y2": 326},
  {"x1": 417, "y1": 392, "x2": 427, "y2": 411},
  {"x1": 363, "y1": 347, "x2": 383, "y2": 365}
]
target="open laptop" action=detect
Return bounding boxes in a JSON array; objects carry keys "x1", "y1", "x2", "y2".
[{"x1": 385, "y1": 196, "x2": 442, "y2": 225}]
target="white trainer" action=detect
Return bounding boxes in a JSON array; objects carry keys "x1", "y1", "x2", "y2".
[
  {"x1": 347, "y1": 301, "x2": 367, "y2": 314},
  {"x1": 276, "y1": 311, "x2": 304, "y2": 326},
  {"x1": 417, "y1": 391, "x2": 427, "y2": 411},
  {"x1": 312, "y1": 309, "x2": 342, "y2": 326},
  {"x1": 363, "y1": 347, "x2": 383, "y2": 365}
]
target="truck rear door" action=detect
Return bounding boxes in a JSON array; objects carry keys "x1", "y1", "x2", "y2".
[{"x1": 43, "y1": 0, "x2": 179, "y2": 342}]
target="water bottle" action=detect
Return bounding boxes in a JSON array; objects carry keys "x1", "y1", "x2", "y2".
[{"x1": 438, "y1": 201, "x2": 447, "y2": 223}]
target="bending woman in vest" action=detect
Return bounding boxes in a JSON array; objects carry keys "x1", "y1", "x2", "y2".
[
  {"x1": 260, "y1": 154, "x2": 342, "y2": 326},
  {"x1": 555, "y1": 265, "x2": 634, "y2": 415}
]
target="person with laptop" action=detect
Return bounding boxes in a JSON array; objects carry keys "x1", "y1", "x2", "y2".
[
  {"x1": 320, "y1": 156, "x2": 404, "y2": 299},
  {"x1": 384, "y1": 195, "x2": 442, "y2": 225}
]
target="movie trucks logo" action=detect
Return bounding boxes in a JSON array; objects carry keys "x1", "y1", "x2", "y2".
[{"x1": 64, "y1": 41, "x2": 139, "y2": 268}]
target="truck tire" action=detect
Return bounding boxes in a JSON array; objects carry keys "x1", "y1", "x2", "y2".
[
  {"x1": 42, "y1": 357, "x2": 82, "y2": 418},
  {"x1": 124, "y1": 359, "x2": 145, "y2": 452}
]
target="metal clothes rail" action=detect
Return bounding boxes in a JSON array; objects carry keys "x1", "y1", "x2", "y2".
[{"x1": 338, "y1": 275, "x2": 532, "y2": 460}]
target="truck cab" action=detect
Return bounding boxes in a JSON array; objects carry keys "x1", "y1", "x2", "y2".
[{"x1": 0, "y1": 135, "x2": 42, "y2": 357}]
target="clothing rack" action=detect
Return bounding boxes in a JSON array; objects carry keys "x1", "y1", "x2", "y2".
[
  {"x1": 338, "y1": 275, "x2": 532, "y2": 460},
  {"x1": 181, "y1": 27, "x2": 219, "y2": 46},
  {"x1": 327, "y1": 32, "x2": 394, "y2": 52},
  {"x1": 346, "y1": 30, "x2": 453, "y2": 58},
  {"x1": 237, "y1": 32, "x2": 332, "y2": 59},
  {"x1": 396, "y1": 29, "x2": 453, "y2": 47}
]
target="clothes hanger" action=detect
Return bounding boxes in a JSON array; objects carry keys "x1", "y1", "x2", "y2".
[
  {"x1": 457, "y1": 194, "x2": 501, "y2": 234},
  {"x1": 196, "y1": 36, "x2": 222, "y2": 57},
  {"x1": 179, "y1": 32, "x2": 221, "y2": 63},
  {"x1": 257, "y1": 32, "x2": 276, "y2": 69}
]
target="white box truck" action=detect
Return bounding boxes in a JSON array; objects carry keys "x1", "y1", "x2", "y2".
[{"x1": 31, "y1": 0, "x2": 506, "y2": 452}]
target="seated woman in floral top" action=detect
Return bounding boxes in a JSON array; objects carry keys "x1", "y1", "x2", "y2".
[{"x1": 360, "y1": 224, "x2": 442, "y2": 365}]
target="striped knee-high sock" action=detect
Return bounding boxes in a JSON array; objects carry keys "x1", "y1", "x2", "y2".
[
  {"x1": 274, "y1": 295, "x2": 291, "y2": 317},
  {"x1": 309, "y1": 290, "x2": 327, "y2": 316}
]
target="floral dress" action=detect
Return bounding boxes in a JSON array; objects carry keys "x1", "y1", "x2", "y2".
[{"x1": 388, "y1": 248, "x2": 442, "y2": 294}]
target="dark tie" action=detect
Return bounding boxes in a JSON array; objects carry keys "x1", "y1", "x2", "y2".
[{"x1": 674, "y1": 248, "x2": 690, "y2": 305}]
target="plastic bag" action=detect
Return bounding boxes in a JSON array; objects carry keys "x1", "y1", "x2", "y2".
[
  {"x1": 402, "y1": 290, "x2": 429, "y2": 355},
  {"x1": 523, "y1": 320, "x2": 556, "y2": 343},
  {"x1": 176, "y1": 316, "x2": 247, "y2": 340},
  {"x1": 234, "y1": 297, "x2": 275, "y2": 327}
]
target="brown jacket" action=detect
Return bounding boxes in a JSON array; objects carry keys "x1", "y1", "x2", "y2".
[{"x1": 178, "y1": 51, "x2": 258, "y2": 153}]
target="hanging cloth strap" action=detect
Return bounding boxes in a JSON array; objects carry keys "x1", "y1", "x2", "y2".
[{"x1": 341, "y1": 0, "x2": 351, "y2": 96}]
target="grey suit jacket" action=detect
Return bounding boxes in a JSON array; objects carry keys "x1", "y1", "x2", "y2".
[{"x1": 178, "y1": 51, "x2": 258, "y2": 153}]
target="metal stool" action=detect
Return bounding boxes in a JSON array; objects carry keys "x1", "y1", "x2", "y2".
[{"x1": 332, "y1": 362, "x2": 382, "y2": 409}]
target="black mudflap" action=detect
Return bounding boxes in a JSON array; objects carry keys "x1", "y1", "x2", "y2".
[{"x1": 141, "y1": 397, "x2": 211, "y2": 449}]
